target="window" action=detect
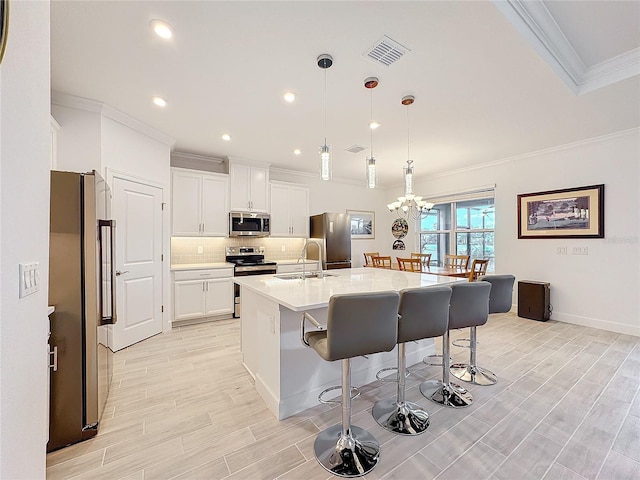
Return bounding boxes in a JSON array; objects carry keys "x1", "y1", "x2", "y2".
[{"x1": 418, "y1": 194, "x2": 495, "y2": 270}]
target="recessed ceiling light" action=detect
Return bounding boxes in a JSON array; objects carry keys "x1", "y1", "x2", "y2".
[
  {"x1": 221, "y1": 134, "x2": 231, "y2": 141},
  {"x1": 293, "y1": 149, "x2": 301, "y2": 155},
  {"x1": 152, "y1": 96, "x2": 167, "y2": 107},
  {"x1": 369, "y1": 121, "x2": 380, "y2": 130},
  {"x1": 150, "y1": 19, "x2": 174, "y2": 39},
  {"x1": 283, "y1": 92, "x2": 296, "y2": 103}
]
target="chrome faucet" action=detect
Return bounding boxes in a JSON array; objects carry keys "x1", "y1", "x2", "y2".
[{"x1": 297, "y1": 239, "x2": 322, "y2": 280}]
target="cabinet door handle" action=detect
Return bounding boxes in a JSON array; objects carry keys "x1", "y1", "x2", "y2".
[{"x1": 49, "y1": 346, "x2": 58, "y2": 371}]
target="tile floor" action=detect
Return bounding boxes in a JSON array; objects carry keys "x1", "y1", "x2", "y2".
[{"x1": 46, "y1": 313, "x2": 640, "y2": 480}]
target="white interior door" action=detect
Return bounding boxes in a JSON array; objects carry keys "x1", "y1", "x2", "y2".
[{"x1": 112, "y1": 176, "x2": 163, "y2": 351}]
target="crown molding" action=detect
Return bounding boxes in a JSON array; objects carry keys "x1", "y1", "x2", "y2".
[
  {"x1": 493, "y1": 0, "x2": 639, "y2": 95},
  {"x1": 171, "y1": 151, "x2": 225, "y2": 165},
  {"x1": 427, "y1": 128, "x2": 640, "y2": 181},
  {"x1": 269, "y1": 166, "x2": 373, "y2": 188},
  {"x1": 51, "y1": 91, "x2": 175, "y2": 146}
]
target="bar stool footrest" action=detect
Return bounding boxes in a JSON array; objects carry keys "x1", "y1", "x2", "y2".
[
  {"x1": 452, "y1": 338, "x2": 472, "y2": 348},
  {"x1": 375, "y1": 367, "x2": 411, "y2": 382},
  {"x1": 422, "y1": 354, "x2": 452, "y2": 367},
  {"x1": 318, "y1": 385, "x2": 360, "y2": 405}
]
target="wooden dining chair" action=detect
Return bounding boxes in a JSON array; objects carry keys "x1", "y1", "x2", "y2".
[
  {"x1": 397, "y1": 257, "x2": 422, "y2": 272},
  {"x1": 364, "y1": 252, "x2": 380, "y2": 267},
  {"x1": 372, "y1": 255, "x2": 392, "y2": 269},
  {"x1": 468, "y1": 259, "x2": 489, "y2": 281},
  {"x1": 411, "y1": 253, "x2": 431, "y2": 269},
  {"x1": 444, "y1": 254, "x2": 470, "y2": 268}
]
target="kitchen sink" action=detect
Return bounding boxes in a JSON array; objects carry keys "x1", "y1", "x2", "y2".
[{"x1": 274, "y1": 272, "x2": 336, "y2": 280}]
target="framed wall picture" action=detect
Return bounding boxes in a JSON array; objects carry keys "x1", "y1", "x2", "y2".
[
  {"x1": 347, "y1": 210, "x2": 375, "y2": 239},
  {"x1": 517, "y1": 184, "x2": 604, "y2": 239},
  {"x1": 0, "y1": 0, "x2": 8, "y2": 65}
]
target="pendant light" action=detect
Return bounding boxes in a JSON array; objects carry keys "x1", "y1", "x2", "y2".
[
  {"x1": 317, "y1": 54, "x2": 333, "y2": 181},
  {"x1": 364, "y1": 77, "x2": 379, "y2": 189},
  {"x1": 387, "y1": 95, "x2": 434, "y2": 219}
]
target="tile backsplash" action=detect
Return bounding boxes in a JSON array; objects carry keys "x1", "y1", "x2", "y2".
[{"x1": 171, "y1": 237, "x2": 307, "y2": 265}]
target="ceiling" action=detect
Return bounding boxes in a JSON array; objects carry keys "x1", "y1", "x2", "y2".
[{"x1": 50, "y1": 1, "x2": 640, "y2": 187}]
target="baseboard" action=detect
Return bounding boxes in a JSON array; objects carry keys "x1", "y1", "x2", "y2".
[
  {"x1": 171, "y1": 314, "x2": 234, "y2": 328},
  {"x1": 548, "y1": 311, "x2": 640, "y2": 337}
]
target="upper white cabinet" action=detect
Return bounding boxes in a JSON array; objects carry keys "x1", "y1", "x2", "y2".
[
  {"x1": 171, "y1": 168, "x2": 229, "y2": 236},
  {"x1": 270, "y1": 182, "x2": 310, "y2": 237},
  {"x1": 229, "y1": 163, "x2": 269, "y2": 212}
]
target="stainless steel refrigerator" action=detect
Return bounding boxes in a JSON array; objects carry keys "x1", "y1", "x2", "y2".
[
  {"x1": 48, "y1": 171, "x2": 117, "y2": 452},
  {"x1": 309, "y1": 213, "x2": 352, "y2": 269}
]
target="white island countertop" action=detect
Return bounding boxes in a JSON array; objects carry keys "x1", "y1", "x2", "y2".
[{"x1": 234, "y1": 267, "x2": 466, "y2": 312}]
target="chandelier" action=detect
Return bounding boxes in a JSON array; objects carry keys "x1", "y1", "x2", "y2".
[
  {"x1": 317, "y1": 54, "x2": 333, "y2": 181},
  {"x1": 386, "y1": 95, "x2": 434, "y2": 219}
]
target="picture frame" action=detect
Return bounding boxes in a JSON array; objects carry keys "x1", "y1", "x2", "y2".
[
  {"x1": 347, "y1": 210, "x2": 375, "y2": 239},
  {"x1": 517, "y1": 184, "x2": 604, "y2": 239},
  {"x1": 0, "y1": 0, "x2": 8, "y2": 65}
]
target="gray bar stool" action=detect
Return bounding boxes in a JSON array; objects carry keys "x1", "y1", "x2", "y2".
[
  {"x1": 420, "y1": 282, "x2": 490, "y2": 407},
  {"x1": 372, "y1": 286, "x2": 452, "y2": 435},
  {"x1": 449, "y1": 276, "x2": 514, "y2": 385},
  {"x1": 301, "y1": 291, "x2": 400, "y2": 478}
]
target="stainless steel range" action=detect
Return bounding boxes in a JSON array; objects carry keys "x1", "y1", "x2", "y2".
[{"x1": 226, "y1": 246, "x2": 277, "y2": 318}]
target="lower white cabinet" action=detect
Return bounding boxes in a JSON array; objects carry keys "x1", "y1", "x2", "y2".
[{"x1": 173, "y1": 268, "x2": 234, "y2": 322}]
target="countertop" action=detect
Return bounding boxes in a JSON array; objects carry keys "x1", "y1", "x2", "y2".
[
  {"x1": 171, "y1": 262, "x2": 234, "y2": 271},
  {"x1": 233, "y1": 267, "x2": 466, "y2": 312},
  {"x1": 170, "y1": 259, "x2": 318, "y2": 271}
]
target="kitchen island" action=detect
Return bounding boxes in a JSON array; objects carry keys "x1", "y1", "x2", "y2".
[{"x1": 234, "y1": 267, "x2": 465, "y2": 419}]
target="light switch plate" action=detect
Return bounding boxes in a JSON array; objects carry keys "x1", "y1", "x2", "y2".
[{"x1": 19, "y1": 262, "x2": 40, "y2": 298}]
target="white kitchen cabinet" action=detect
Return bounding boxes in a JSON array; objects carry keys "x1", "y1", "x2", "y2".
[
  {"x1": 172, "y1": 169, "x2": 229, "y2": 236},
  {"x1": 270, "y1": 182, "x2": 309, "y2": 237},
  {"x1": 173, "y1": 268, "x2": 234, "y2": 323},
  {"x1": 229, "y1": 163, "x2": 269, "y2": 212}
]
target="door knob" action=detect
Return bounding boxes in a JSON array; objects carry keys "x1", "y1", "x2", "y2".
[{"x1": 115, "y1": 270, "x2": 130, "y2": 276}]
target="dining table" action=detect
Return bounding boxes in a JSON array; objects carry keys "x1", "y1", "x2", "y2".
[{"x1": 369, "y1": 262, "x2": 472, "y2": 278}]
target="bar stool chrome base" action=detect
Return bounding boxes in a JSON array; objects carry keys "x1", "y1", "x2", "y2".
[
  {"x1": 314, "y1": 425, "x2": 380, "y2": 478},
  {"x1": 419, "y1": 379, "x2": 473, "y2": 408},
  {"x1": 450, "y1": 363, "x2": 497, "y2": 386},
  {"x1": 372, "y1": 398, "x2": 430, "y2": 435}
]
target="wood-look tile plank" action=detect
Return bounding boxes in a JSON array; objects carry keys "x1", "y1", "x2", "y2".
[
  {"x1": 611, "y1": 414, "x2": 640, "y2": 463},
  {"x1": 223, "y1": 445, "x2": 305, "y2": 480},
  {"x1": 162, "y1": 456, "x2": 229, "y2": 480},
  {"x1": 46, "y1": 449, "x2": 105, "y2": 480},
  {"x1": 596, "y1": 450, "x2": 640, "y2": 480},
  {"x1": 434, "y1": 440, "x2": 506, "y2": 480},
  {"x1": 492, "y1": 432, "x2": 564, "y2": 480},
  {"x1": 381, "y1": 452, "x2": 441, "y2": 480},
  {"x1": 542, "y1": 462, "x2": 590, "y2": 480},
  {"x1": 224, "y1": 419, "x2": 318, "y2": 473}
]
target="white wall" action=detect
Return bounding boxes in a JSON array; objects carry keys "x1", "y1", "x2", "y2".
[
  {"x1": 53, "y1": 101, "x2": 173, "y2": 333},
  {"x1": 50, "y1": 104, "x2": 101, "y2": 173},
  {"x1": 411, "y1": 129, "x2": 640, "y2": 336},
  {"x1": 269, "y1": 170, "x2": 396, "y2": 267},
  {"x1": 0, "y1": 1, "x2": 51, "y2": 478}
]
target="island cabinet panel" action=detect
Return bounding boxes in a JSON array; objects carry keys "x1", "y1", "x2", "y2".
[
  {"x1": 171, "y1": 168, "x2": 229, "y2": 236},
  {"x1": 270, "y1": 182, "x2": 310, "y2": 237}
]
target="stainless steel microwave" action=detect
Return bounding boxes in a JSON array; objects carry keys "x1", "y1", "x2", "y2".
[{"x1": 229, "y1": 211, "x2": 270, "y2": 237}]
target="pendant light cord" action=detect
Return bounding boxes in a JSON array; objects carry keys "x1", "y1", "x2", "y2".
[
  {"x1": 324, "y1": 67, "x2": 327, "y2": 145},
  {"x1": 370, "y1": 88, "x2": 374, "y2": 157},
  {"x1": 406, "y1": 104, "x2": 410, "y2": 162}
]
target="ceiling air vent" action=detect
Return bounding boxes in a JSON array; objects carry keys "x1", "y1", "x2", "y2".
[
  {"x1": 364, "y1": 35, "x2": 410, "y2": 67},
  {"x1": 345, "y1": 145, "x2": 366, "y2": 154}
]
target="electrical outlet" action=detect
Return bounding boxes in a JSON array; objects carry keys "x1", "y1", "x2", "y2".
[
  {"x1": 572, "y1": 246, "x2": 588, "y2": 255},
  {"x1": 556, "y1": 246, "x2": 567, "y2": 255},
  {"x1": 281, "y1": 245, "x2": 286, "y2": 252},
  {"x1": 197, "y1": 246, "x2": 203, "y2": 254}
]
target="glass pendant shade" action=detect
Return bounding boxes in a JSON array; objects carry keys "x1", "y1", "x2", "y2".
[
  {"x1": 320, "y1": 143, "x2": 331, "y2": 181},
  {"x1": 366, "y1": 156, "x2": 376, "y2": 189}
]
